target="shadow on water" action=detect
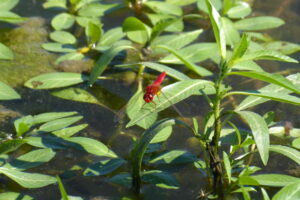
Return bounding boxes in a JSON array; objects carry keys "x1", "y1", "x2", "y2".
[{"x1": 0, "y1": 0, "x2": 299, "y2": 199}]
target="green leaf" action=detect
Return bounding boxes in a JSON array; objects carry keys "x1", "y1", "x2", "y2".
[
  {"x1": 238, "y1": 50, "x2": 298, "y2": 63},
  {"x1": 0, "y1": 81, "x2": 20, "y2": 100},
  {"x1": 149, "y1": 18, "x2": 181, "y2": 43},
  {"x1": 25, "y1": 72, "x2": 86, "y2": 89},
  {"x1": 261, "y1": 188, "x2": 270, "y2": 200},
  {"x1": 144, "y1": 1, "x2": 182, "y2": 16},
  {"x1": 273, "y1": 181, "x2": 300, "y2": 200},
  {"x1": 78, "y1": 3, "x2": 117, "y2": 17},
  {"x1": 25, "y1": 136, "x2": 66, "y2": 149},
  {"x1": 166, "y1": 0, "x2": 197, "y2": 6},
  {"x1": 0, "y1": 0, "x2": 19, "y2": 10},
  {"x1": 85, "y1": 22, "x2": 102, "y2": 45},
  {"x1": 159, "y1": 43, "x2": 218, "y2": 64},
  {"x1": 205, "y1": 0, "x2": 226, "y2": 59},
  {"x1": 52, "y1": 124, "x2": 88, "y2": 138},
  {"x1": 149, "y1": 150, "x2": 197, "y2": 165},
  {"x1": 249, "y1": 174, "x2": 300, "y2": 187},
  {"x1": 38, "y1": 116, "x2": 82, "y2": 132},
  {"x1": 3, "y1": 148, "x2": 56, "y2": 171},
  {"x1": 0, "y1": 167, "x2": 56, "y2": 188},
  {"x1": 89, "y1": 44, "x2": 131, "y2": 86},
  {"x1": 150, "y1": 126, "x2": 172, "y2": 144},
  {"x1": 292, "y1": 138, "x2": 300, "y2": 149},
  {"x1": 43, "y1": 0, "x2": 67, "y2": 9},
  {"x1": 263, "y1": 41, "x2": 300, "y2": 55},
  {"x1": 227, "y1": 33, "x2": 249, "y2": 67},
  {"x1": 198, "y1": 0, "x2": 222, "y2": 13},
  {"x1": 142, "y1": 170, "x2": 179, "y2": 189},
  {"x1": 108, "y1": 173, "x2": 132, "y2": 188},
  {"x1": 152, "y1": 29, "x2": 203, "y2": 51},
  {"x1": 75, "y1": 16, "x2": 100, "y2": 28},
  {"x1": 33, "y1": 112, "x2": 77, "y2": 124},
  {"x1": 126, "y1": 89, "x2": 157, "y2": 129},
  {"x1": 0, "y1": 139, "x2": 25, "y2": 154},
  {"x1": 147, "y1": 14, "x2": 183, "y2": 32},
  {"x1": 0, "y1": 192, "x2": 33, "y2": 200},
  {"x1": 84, "y1": 158, "x2": 125, "y2": 176},
  {"x1": 51, "y1": 88, "x2": 100, "y2": 105},
  {"x1": 50, "y1": 31, "x2": 76, "y2": 44},
  {"x1": 0, "y1": 11, "x2": 25, "y2": 23},
  {"x1": 126, "y1": 80, "x2": 214, "y2": 127},
  {"x1": 55, "y1": 52, "x2": 84, "y2": 64},
  {"x1": 51, "y1": 13, "x2": 75, "y2": 30},
  {"x1": 228, "y1": 71, "x2": 300, "y2": 94},
  {"x1": 269, "y1": 145, "x2": 300, "y2": 165},
  {"x1": 234, "y1": 16, "x2": 284, "y2": 31},
  {"x1": 221, "y1": 17, "x2": 240, "y2": 47},
  {"x1": 140, "y1": 62, "x2": 190, "y2": 81},
  {"x1": 232, "y1": 60, "x2": 264, "y2": 72},
  {"x1": 223, "y1": 151, "x2": 231, "y2": 183},
  {"x1": 156, "y1": 44, "x2": 213, "y2": 76},
  {"x1": 237, "y1": 111, "x2": 269, "y2": 165},
  {"x1": 122, "y1": 17, "x2": 149, "y2": 44},
  {"x1": 0, "y1": 42, "x2": 13, "y2": 60},
  {"x1": 14, "y1": 115, "x2": 34, "y2": 136},
  {"x1": 96, "y1": 27, "x2": 125, "y2": 51},
  {"x1": 42, "y1": 43, "x2": 76, "y2": 53},
  {"x1": 56, "y1": 176, "x2": 69, "y2": 200},
  {"x1": 65, "y1": 137, "x2": 118, "y2": 158},
  {"x1": 236, "y1": 73, "x2": 300, "y2": 110},
  {"x1": 227, "y1": 2, "x2": 251, "y2": 19}
]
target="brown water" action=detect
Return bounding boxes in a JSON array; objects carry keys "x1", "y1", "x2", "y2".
[{"x1": 1, "y1": 0, "x2": 299, "y2": 199}]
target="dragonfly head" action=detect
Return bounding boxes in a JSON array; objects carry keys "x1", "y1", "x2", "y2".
[{"x1": 143, "y1": 93, "x2": 154, "y2": 103}]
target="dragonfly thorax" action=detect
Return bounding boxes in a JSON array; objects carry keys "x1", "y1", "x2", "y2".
[{"x1": 143, "y1": 93, "x2": 154, "y2": 103}]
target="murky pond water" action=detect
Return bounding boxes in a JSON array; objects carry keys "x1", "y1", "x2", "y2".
[{"x1": 1, "y1": 0, "x2": 299, "y2": 199}]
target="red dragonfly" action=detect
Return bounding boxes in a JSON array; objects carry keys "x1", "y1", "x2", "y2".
[{"x1": 143, "y1": 71, "x2": 166, "y2": 104}]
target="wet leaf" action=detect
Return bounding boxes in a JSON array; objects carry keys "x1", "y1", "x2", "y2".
[
  {"x1": 66, "y1": 137, "x2": 118, "y2": 158},
  {"x1": 3, "y1": 148, "x2": 56, "y2": 171},
  {"x1": 205, "y1": 0, "x2": 226, "y2": 59},
  {"x1": 38, "y1": 116, "x2": 83, "y2": 132},
  {"x1": 50, "y1": 31, "x2": 77, "y2": 44},
  {"x1": 269, "y1": 145, "x2": 300, "y2": 165},
  {"x1": 229, "y1": 71, "x2": 300, "y2": 94},
  {"x1": 234, "y1": 16, "x2": 284, "y2": 31},
  {"x1": 0, "y1": 81, "x2": 20, "y2": 100},
  {"x1": 25, "y1": 72, "x2": 86, "y2": 89},
  {"x1": 273, "y1": 181, "x2": 300, "y2": 200},
  {"x1": 237, "y1": 111, "x2": 269, "y2": 165},
  {"x1": 84, "y1": 158, "x2": 125, "y2": 176},
  {"x1": 142, "y1": 170, "x2": 179, "y2": 189},
  {"x1": 127, "y1": 80, "x2": 214, "y2": 127},
  {"x1": 0, "y1": 42, "x2": 13, "y2": 60},
  {"x1": 0, "y1": 167, "x2": 56, "y2": 188},
  {"x1": 51, "y1": 13, "x2": 75, "y2": 30}
]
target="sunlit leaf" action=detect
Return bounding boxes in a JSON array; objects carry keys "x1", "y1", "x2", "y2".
[
  {"x1": 55, "y1": 52, "x2": 84, "y2": 64},
  {"x1": 263, "y1": 41, "x2": 300, "y2": 55},
  {"x1": 65, "y1": 137, "x2": 118, "y2": 158},
  {"x1": 292, "y1": 138, "x2": 300, "y2": 149},
  {"x1": 227, "y1": 33, "x2": 249, "y2": 67},
  {"x1": 122, "y1": 17, "x2": 149, "y2": 44},
  {"x1": 261, "y1": 188, "x2": 270, "y2": 200},
  {"x1": 227, "y1": 2, "x2": 251, "y2": 19},
  {"x1": 3, "y1": 148, "x2": 56, "y2": 171},
  {"x1": 96, "y1": 27, "x2": 125, "y2": 51},
  {"x1": 127, "y1": 80, "x2": 214, "y2": 127},
  {"x1": 144, "y1": 1, "x2": 182, "y2": 16},
  {"x1": 149, "y1": 18, "x2": 181, "y2": 43},
  {"x1": 25, "y1": 72, "x2": 87, "y2": 89},
  {"x1": 0, "y1": 42, "x2": 13, "y2": 60},
  {"x1": 0, "y1": 167, "x2": 56, "y2": 188},
  {"x1": 142, "y1": 170, "x2": 179, "y2": 189},
  {"x1": 0, "y1": 192, "x2": 33, "y2": 200},
  {"x1": 43, "y1": 0, "x2": 67, "y2": 9},
  {"x1": 51, "y1": 13, "x2": 75, "y2": 30},
  {"x1": 205, "y1": 0, "x2": 226, "y2": 59},
  {"x1": 166, "y1": 0, "x2": 197, "y2": 6},
  {"x1": 221, "y1": 17, "x2": 240, "y2": 47},
  {"x1": 38, "y1": 116, "x2": 82, "y2": 132},
  {"x1": 232, "y1": 60, "x2": 264, "y2": 72},
  {"x1": 42, "y1": 43, "x2": 76, "y2": 53},
  {"x1": 150, "y1": 126, "x2": 172, "y2": 143},
  {"x1": 52, "y1": 124, "x2": 88, "y2": 138},
  {"x1": 198, "y1": 0, "x2": 222, "y2": 12},
  {"x1": 50, "y1": 31, "x2": 77, "y2": 44},
  {"x1": 273, "y1": 181, "x2": 300, "y2": 200},
  {"x1": 78, "y1": 3, "x2": 118, "y2": 17},
  {"x1": 0, "y1": 11, "x2": 25, "y2": 23},
  {"x1": 249, "y1": 174, "x2": 300, "y2": 187},
  {"x1": 238, "y1": 50, "x2": 298, "y2": 63},
  {"x1": 0, "y1": 0, "x2": 19, "y2": 10},
  {"x1": 0, "y1": 81, "x2": 20, "y2": 100},
  {"x1": 269, "y1": 145, "x2": 300, "y2": 165},
  {"x1": 237, "y1": 111, "x2": 269, "y2": 165},
  {"x1": 32, "y1": 112, "x2": 77, "y2": 124},
  {"x1": 86, "y1": 22, "x2": 102, "y2": 45},
  {"x1": 234, "y1": 16, "x2": 284, "y2": 31}
]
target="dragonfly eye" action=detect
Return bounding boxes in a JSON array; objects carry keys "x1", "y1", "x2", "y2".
[{"x1": 143, "y1": 93, "x2": 153, "y2": 103}]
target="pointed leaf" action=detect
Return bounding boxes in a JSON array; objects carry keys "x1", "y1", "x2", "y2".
[
  {"x1": 25, "y1": 72, "x2": 86, "y2": 89},
  {"x1": 250, "y1": 174, "x2": 300, "y2": 187},
  {"x1": 38, "y1": 116, "x2": 83, "y2": 132},
  {"x1": 0, "y1": 42, "x2": 13, "y2": 60},
  {"x1": 234, "y1": 16, "x2": 284, "y2": 31},
  {"x1": 56, "y1": 176, "x2": 69, "y2": 200},
  {"x1": 52, "y1": 124, "x2": 88, "y2": 138},
  {"x1": 144, "y1": 1, "x2": 182, "y2": 16},
  {"x1": 237, "y1": 111, "x2": 269, "y2": 165},
  {"x1": 150, "y1": 126, "x2": 172, "y2": 144},
  {"x1": 227, "y1": 33, "x2": 249, "y2": 67},
  {"x1": 238, "y1": 50, "x2": 298, "y2": 63},
  {"x1": 263, "y1": 41, "x2": 300, "y2": 55},
  {"x1": 33, "y1": 112, "x2": 78, "y2": 124},
  {"x1": 221, "y1": 17, "x2": 240, "y2": 47},
  {"x1": 198, "y1": 0, "x2": 222, "y2": 13},
  {"x1": 269, "y1": 145, "x2": 300, "y2": 165},
  {"x1": 0, "y1": 167, "x2": 56, "y2": 188},
  {"x1": 273, "y1": 181, "x2": 300, "y2": 200},
  {"x1": 0, "y1": 0, "x2": 19, "y2": 10},
  {"x1": 0, "y1": 81, "x2": 20, "y2": 100}
]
